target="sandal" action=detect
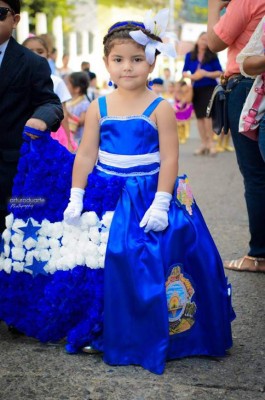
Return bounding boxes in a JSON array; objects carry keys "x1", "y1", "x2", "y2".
[
  {"x1": 82, "y1": 346, "x2": 101, "y2": 354},
  {"x1": 193, "y1": 147, "x2": 209, "y2": 156},
  {"x1": 224, "y1": 255, "x2": 265, "y2": 272},
  {"x1": 208, "y1": 147, "x2": 218, "y2": 157}
]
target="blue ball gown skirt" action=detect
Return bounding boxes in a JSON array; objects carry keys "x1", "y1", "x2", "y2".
[{"x1": 0, "y1": 133, "x2": 235, "y2": 374}]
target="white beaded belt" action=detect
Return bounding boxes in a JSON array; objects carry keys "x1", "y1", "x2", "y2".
[{"x1": 97, "y1": 149, "x2": 160, "y2": 168}]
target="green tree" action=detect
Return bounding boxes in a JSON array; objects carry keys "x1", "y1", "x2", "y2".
[
  {"x1": 99, "y1": 0, "x2": 183, "y2": 16},
  {"x1": 21, "y1": 0, "x2": 75, "y2": 31}
]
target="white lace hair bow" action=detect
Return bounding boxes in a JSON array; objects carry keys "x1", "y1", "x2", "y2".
[{"x1": 129, "y1": 8, "x2": 177, "y2": 65}]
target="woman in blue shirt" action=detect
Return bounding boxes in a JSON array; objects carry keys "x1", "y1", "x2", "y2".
[{"x1": 183, "y1": 32, "x2": 223, "y2": 155}]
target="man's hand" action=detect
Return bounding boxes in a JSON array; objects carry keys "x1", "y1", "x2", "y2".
[{"x1": 24, "y1": 118, "x2": 48, "y2": 139}]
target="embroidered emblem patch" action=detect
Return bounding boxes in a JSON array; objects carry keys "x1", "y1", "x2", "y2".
[
  {"x1": 166, "y1": 264, "x2": 196, "y2": 335},
  {"x1": 175, "y1": 176, "x2": 194, "y2": 215}
]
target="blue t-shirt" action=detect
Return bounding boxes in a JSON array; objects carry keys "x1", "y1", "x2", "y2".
[{"x1": 182, "y1": 52, "x2": 222, "y2": 88}]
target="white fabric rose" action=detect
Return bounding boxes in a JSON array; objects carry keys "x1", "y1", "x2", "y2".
[
  {"x1": 5, "y1": 213, "x2": 14, "y2": 230},
  {"x1": 24, "y1": 237, "x2": 37, "y2": 250},
  {"x1": 3, "y1": 259, "x2": 12, "y2": 273},
  {"x1": 11, "y1": 247, "x2": 25, "y2": 262},
  {"x1": 12, "y1": 262, "x2": 25, "y2": 272}
]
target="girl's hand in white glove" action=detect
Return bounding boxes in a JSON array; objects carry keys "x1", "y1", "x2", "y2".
[
  {"x1": 139, "y1": 192, "x2": 172, "y2": 233},
  {"x1": 63, "y1": 187, "x2": 85, "y2": 225}
]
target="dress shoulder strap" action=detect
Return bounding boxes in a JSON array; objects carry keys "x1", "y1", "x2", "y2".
[
  {"x1": 98, "y1": 96, "x2": 108, "y2": 118},
  {"x1": 143, "y1": 97, "x2": 164, "y2": 117}
]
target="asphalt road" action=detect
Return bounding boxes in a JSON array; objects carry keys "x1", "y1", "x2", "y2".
[{"x1": 0, "y1": 122, "x2": 264, "y2": 400}]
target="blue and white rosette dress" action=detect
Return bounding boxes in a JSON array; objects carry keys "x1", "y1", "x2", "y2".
[{"x1": 0, "y1": 97, "x2": 235, "y2": 374}]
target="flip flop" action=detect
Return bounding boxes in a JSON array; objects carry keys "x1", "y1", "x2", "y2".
[{"x1": 224, "y1": 255, "x2": 265, "y2": 272}]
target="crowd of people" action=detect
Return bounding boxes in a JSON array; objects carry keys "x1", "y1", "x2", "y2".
[
  {"x1": 12, "y1": 28, "x2": 230, "y2": 156},
  {"x1": 8, "y1": 24, "x2": 237, "y2": 158},
  {"x1": 0, "y1": 0, "x2": 264, "y2": 376},
  {"x1": 57, "y1": 36, "x2": 235, "y2": 157}
]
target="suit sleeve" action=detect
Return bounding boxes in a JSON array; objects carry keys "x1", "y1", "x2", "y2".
[{"x1": 30, "y1": 56, "x2": 64, "y2": 131}]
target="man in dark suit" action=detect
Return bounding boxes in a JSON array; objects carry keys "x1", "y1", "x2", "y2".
[{"x1": 0, "y1": 0, "x2": 63, "y2": 233}]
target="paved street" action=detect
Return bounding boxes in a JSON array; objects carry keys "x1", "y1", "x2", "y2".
[{"x1": 0, "y1": 120, "x2": 264, "y2": 400}]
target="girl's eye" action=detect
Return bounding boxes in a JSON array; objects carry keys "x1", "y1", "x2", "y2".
[
  {"x1": 134, "y1": 58, "x2": 143, "y2": 62},
  {"x1": 114, "y1": 57, "x2": 121, "y2": 62}
]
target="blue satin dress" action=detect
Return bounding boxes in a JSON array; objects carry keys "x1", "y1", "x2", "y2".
[
  {"x1": 0, "y1": 96, "x2": 234, "y2": 375},
  {"x1": 96, "y1": 97, "x2": 235, "y2": 374}
]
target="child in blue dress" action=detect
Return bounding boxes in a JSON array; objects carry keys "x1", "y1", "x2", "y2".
[
  {"x1": 64, "y1": 9, "x2": 235, "y2": 374},
  {"x1": 0, "y1": 9, "x2": 234, "y2": 375}
]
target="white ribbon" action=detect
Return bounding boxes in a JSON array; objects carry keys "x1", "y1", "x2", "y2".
[{"x1": 98, "y1": 149, "x2": 160, "y2": 168}]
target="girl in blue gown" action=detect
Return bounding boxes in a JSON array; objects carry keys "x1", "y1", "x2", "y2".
[
  {"x1": 0, "y1": 10, "x2": 234, "y2": 375},
  {"x1": 63, "y1": 11, "x2": 235, "y2": 374}
]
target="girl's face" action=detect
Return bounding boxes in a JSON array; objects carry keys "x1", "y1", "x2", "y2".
[
  {"x1": 167, "y1": 82, "x2": 175, "y2": 94},
  {"x1": 24, "y1": 39, "x2": 48, "y2": 59},
  {"x1": 65, "y1": 76, "x2": 80, "y2": 97},
  {"x1": 65, "y1": 76, "x2": 74, "y2": 95},
  {"x1": 174, "y1": 83, "x2": 182, "y2": 100},
  {"x1": 104, "y1": 39, "x2": 155, "y2": 91}
]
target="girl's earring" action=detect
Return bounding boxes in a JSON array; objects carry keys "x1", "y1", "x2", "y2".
[
  {"x1": 108, "y1": 79, "x2": 113, "y2": 87},
  {"x1": 148, "y1": 79, "x2": 153, "y2": 89}
]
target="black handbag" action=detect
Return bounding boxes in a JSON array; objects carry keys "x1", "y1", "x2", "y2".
[
  {"x1": 207, "y1": 74, "x2": 245, "y2": 135},
  {"x1": 206, "y1": 83, "x2": 229, "y2": 135}
]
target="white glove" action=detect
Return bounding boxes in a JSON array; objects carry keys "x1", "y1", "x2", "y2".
[
  {"x1": 139, "y1": 192, "x2": 172, "y2": 233},
  {"x1": 63, "y1": 188, "x2": 85, "y2": 225}
]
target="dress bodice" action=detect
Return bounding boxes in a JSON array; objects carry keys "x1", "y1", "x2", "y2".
[{"x1": 98, "y1": 96, "x2": 163, "y2": 155}]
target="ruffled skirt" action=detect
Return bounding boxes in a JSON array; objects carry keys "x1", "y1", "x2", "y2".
[{"x1": 0, "y1": 135, "x2": 124, "y2": 351}]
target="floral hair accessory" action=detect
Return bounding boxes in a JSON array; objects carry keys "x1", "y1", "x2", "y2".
[
  {"x1": 108, "y1": 21, "x2": 145, "y2": 33},
  {"x1": 129, "y1": 8, "x2": 177, "y2": 65}
]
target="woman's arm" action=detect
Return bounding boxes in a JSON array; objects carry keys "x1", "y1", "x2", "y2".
[
  {"x1": 71, "y1": 100, "x2": 100, "y2": 188},
  {"x1": 188, "y1": 69, "x2": 222, "y2": 81},
  {"x1": 155, "y1": 100, "x2": 179, "y2": 194},
  {"x1": 203, "y1": 70, "x2": 222, "y2": 79},
  {"x1": 236, "y1": 18, "x2": 265, "y2": 77},
  {"x1": 243, "y1": 56, "x2": 265, "y2": 76},
  {"x1": 207, "y1": 0, "x2": 229, "y2": 52}
]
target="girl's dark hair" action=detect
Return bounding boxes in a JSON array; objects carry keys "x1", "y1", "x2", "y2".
[
  {"x1": 22, "y1": 36, "x2": 49, "y2": 53},
  {"x1": 178, "y1": 80, "x2": 188, "y2": 87},
  {"x1": 103, "y1": 21, "x2": 162, "y2": 57},
  {"x1": 190, "y1": 33, "x2": 218, "y2": 64},
  {"x1": 68, "y1": 72, "x2": 89, "y2": 94}
]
